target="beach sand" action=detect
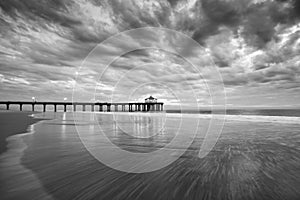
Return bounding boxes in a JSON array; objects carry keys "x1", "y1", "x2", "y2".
[{"x1": 0, "y1": 112, "x2": 299, "y2": 200}]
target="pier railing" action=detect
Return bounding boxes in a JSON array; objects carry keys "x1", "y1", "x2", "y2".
[{"x1": 0, "y1": 101, "x2": 164, "y2": 112}]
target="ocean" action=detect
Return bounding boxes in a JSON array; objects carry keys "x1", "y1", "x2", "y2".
[
  {"x1": 167, "y1": 108, "x2": 300, "y2": 117},
  {"x1": 0, "y1": 110, "x2": 299, "y2": 200}
]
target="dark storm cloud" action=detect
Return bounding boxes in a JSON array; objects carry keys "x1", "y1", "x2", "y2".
[
  {"x1": 201, "y1": 0, "x2": 241, "y2": 26},
  {"x1": 192, "y1": 0, "x2": 243, "y2": 44},
  {"x1": 0, "y1": 0, "x2": 81, "y2": 27},
  {"x1": 121, "y1": 49, "x2": 150, "y2": 58},
  {"x1": 241, "y1": 9, "x2": 276, "y2": 48},
  {"x1": 190, "y1": 0, "x2": 300, "y2": 48},
  {"x1": 167, "y1": 0, "x2": 182, "y2": 7},
  {"x1": 240, "y1": 1, "x2": 296, "y2": 48},
  {"x1": 0, "y1": 0, "x2": 105, "y2": 68},
  {"x1": 293, "y1": 0, "x2": 300, "y2": 17},
  {"x1": 0, "y1": 0, "x2": 120, "y2": 50},
  {"x1": 275, "y1": 0, "x2": 300, "y2": 19},
  {"x1": 240, "y1": 0, "x2": 300, "y2": 48}
]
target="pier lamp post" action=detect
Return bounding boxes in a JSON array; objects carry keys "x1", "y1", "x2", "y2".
[
  {"x1": 31, "y1": 97, "x2": 36, "y2": 111},
  {"x1": 63, "y1": 98, "x2": 67, "y2": 112}
]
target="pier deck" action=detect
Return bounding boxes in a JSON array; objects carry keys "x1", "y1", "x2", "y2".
[{"x1": 0, "y1": 101, "x2": 164, "y2": 112}]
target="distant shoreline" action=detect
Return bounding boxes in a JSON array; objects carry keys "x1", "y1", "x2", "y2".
[{"x1": 0, "y1": 111, "x2": 44, "y2": 155}]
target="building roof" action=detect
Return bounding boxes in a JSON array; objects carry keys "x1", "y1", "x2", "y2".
[{"x1": 145, "y1": 96, "x2": 157, "y2": 100}]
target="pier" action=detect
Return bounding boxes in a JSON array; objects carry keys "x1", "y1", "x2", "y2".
[{"x1": 0, "y1": 101, "x2": 164, "y2": 112}]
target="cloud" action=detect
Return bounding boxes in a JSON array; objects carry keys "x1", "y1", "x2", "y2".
[{"x1": 0, "y1": 0, "x2": 299, "y2": 107}]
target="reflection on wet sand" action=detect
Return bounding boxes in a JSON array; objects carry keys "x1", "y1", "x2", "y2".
[
  {"x1": 1, "y1": 112, "x2": 300, "y2": 200},
  {"x1": 0, "y1": 124, "x2": 53, "y2": 200}
]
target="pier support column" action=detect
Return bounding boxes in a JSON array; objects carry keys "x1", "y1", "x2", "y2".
[
  {"x1": 20, "y1": 104, "x2": 23, "y2": 111},
  {"x1": 43, "y1": 104, "x2": 46, "y2": 112},
  {"x1": 32, "y1": 104, "x2": 35, "y2": 112},
  {"x1": 54, "y1": 104, "x2": 57, "y2": 112},
  {"x1": 107, "y1": 105, "x2": 111, "y2": 112},
  {"x1": 99, "y1": 105, "x2": 103, "y2": 112},
  {"x1": 83, "y1": 105, "x2": 86, "y2": 112},
  {"x1": 91, "y1": 105, "x2": 94, "y2": 112},
  {"x1": 73, "y1": 105, "x2": 76, "y2": 112},
  {"x1": 6, "y1": 103, "x2": 9, "y2": 110},
  {"x1": 115, "y1": 105, "x2": 118, "y2": 112},
  {"x1": 64, "y1": 105, "x2": 67, "y2": 112}
]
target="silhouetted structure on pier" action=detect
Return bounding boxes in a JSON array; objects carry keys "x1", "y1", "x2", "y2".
[{"x1": 0, "y1": 98, "x2": 163, "y2": 112}]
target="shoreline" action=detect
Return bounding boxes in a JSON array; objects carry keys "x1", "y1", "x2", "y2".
[
  {"x1": 0, "y1": 111, "x2": 44, "y2": 155},
  {"x1": 0, "y1": 114, "x2": 54, "y2": 200}
]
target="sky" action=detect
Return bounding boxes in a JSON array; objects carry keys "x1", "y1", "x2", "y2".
[{"x1": 0, "y1": 0, "x2": 299, "y2": 109}]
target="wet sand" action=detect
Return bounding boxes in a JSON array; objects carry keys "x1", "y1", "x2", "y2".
[
  {"x1": 0, "y1": 111, "x2": 43, "y2": 154},
  {"x1": 1, "y1": 112, "x2": 300, "y2": 200},
  {"x1": 0, "y1": 111, "x2": 53, "y2": 200}
]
